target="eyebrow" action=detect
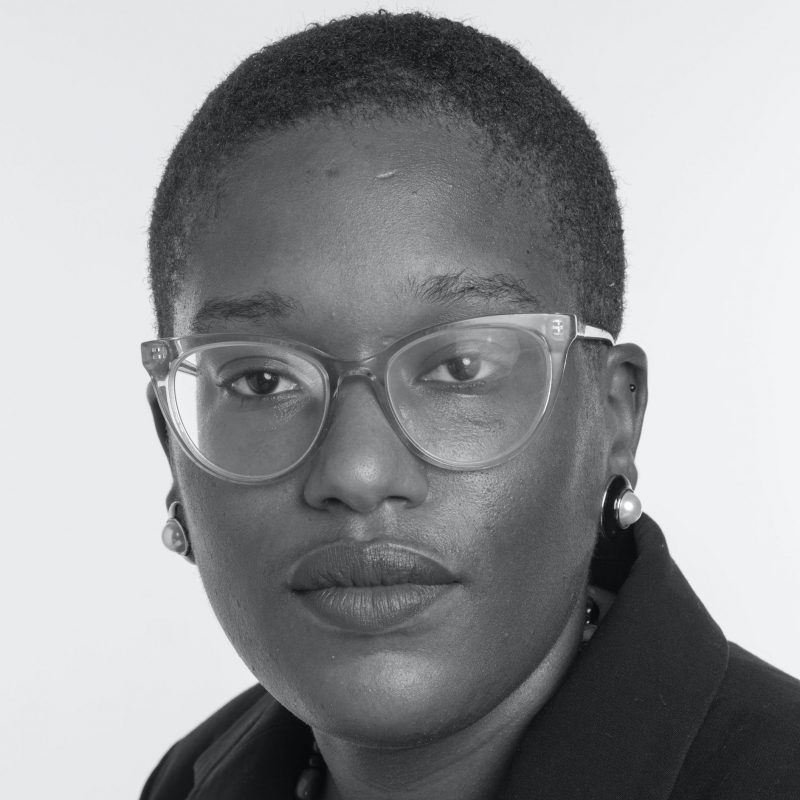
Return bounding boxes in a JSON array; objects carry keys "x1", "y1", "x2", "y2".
[
  {"x1": 189, "y1": 270, "x2": 541, "y2": 332},
  {"x1": 190, "y1": 290, "x2": 301, "y2": 332},
  {"x1": 406, "y1": 271, "x2": 542, "y2": 310}
]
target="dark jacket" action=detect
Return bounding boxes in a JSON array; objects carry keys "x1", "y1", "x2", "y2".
[{"x1": 141, "y1": 517, "x2": 800, "y2": 799}]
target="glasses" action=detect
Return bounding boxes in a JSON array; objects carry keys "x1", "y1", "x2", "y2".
[{"x1": 141, "y1": 313, "x2": 614, "y2": 484}]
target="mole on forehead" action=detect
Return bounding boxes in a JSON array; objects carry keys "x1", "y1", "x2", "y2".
[{"x1": 224, "y1": 114, "x2": 515, "y2": 189}]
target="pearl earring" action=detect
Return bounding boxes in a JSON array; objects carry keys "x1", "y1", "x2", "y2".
[
  {"x1": 600, "y1": 474, "x2": 643, "y2": 537},
  {"x1": 161, "y1": 501, "x2": 193, "y2": 560}
]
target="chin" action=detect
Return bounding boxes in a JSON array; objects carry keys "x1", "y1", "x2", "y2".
[{"x1": 272, "y1": 649, "x2": 492, "y2": 747}]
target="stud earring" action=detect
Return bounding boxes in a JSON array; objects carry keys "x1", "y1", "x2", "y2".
[
  {"x1": 600, "y1": 474, "x2": 643, "y2": 538},
  {"x1": 583, "y1": 595, "x2": 600, "y2": 643},
  {"x1": 162, "y1": 501, "x2": 193, "y2": 560}
]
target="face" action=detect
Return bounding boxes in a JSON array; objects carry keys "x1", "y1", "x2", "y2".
[{"x1": 163, "y1": 115, "x2": 619, "y2": 745}]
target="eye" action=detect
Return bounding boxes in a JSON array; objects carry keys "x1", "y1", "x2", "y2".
[
  {"x1": 420, "y1": 354, "x2": 502, "y2": 384},
  {"x1": 227, "y1": 369, "x2": 299, "y2": 397}
]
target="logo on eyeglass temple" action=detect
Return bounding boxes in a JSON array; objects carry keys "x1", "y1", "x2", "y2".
[
  {"x1": 150, "y1": 344, "x2": 168, "y2": 361},
  {"x1": 551, "y1": 319, "x2": 565, "y2": 337}
]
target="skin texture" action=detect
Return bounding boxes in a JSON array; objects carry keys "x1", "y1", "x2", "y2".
[{"x1": 149, "y1": 115, "x2": 647, "y2": 800}]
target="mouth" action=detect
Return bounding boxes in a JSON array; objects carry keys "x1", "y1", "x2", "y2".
[{"x1": 288, "y1": 541, "x2": 459, "y2": 632}]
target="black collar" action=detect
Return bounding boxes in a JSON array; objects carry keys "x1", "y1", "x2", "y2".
[
  {"x1": 500, "y1": 515, "x2": 729, "y2": 799},
  {"x1": 187, "y1": 516, "x2": 729, "y2": 799}
]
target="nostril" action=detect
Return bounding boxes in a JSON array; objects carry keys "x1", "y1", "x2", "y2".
[
  {"x1": 320, "y1": 497, "x2": 348, "y2": 511},
  {"x1": 317, "y1": 494, "x2": 416, "y2": 515},
  {"x1": 321, "y1": 494, "x2": 380, "y2": 515}
]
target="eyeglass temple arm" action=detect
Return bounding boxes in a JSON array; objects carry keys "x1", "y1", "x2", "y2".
[
  {"x1": 146, "y1": 361, "x2": 198, "y2": 382},
  {"x1": 577, "y1": 323, "x2": 616, "y2": 345}
]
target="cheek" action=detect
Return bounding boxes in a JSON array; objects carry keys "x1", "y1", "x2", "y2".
[
  {"x1": 172, "y1": 452, "x2": 299, "y2": 674},
  {"x1": 442, "y1": 444, "x2": 597, "y2": 648},
  {"x1": 448, "y1": 378, "x2": 606, "y2": 648}
]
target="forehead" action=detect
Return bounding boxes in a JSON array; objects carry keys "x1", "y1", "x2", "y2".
[{"x1": 179, "y1": 114, "x2": 574, "y2": 352}]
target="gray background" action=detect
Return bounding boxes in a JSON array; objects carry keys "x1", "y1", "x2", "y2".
[{"x1": 2, "y1": 1, "x2": 798, "y2": 796}]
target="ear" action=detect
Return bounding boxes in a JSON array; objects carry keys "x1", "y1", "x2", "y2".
[
  {"x1": 147, "y1": 382, "x2": 196, "y2": 563},
  {"x1": 602, "y1": 343, "x2": 648, "y2": 488},
  {"x1": 146, "y1": 382, "x2": 182, "y2": 510}
]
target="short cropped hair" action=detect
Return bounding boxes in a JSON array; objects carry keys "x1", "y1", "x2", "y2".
[{"x1": 148, "y1": 11, "x2": 625, "y2": 338}]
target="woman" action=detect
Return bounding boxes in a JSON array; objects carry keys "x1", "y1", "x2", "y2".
[{"x1": 140, "y1": 12, "x2": 800, "y2": 799}]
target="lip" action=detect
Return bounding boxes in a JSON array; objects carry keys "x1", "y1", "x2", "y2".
[{"x1": 289, "y1": 541, "x2": 458, "y2": 632}]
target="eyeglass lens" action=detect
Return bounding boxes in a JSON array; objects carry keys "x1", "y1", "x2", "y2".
[{"x1": 170, "y1": 326, "x2": 552, "y2": 479}]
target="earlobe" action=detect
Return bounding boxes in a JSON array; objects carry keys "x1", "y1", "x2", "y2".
[{"x1": 603, "y1": 343, "x2": 648, "y2": 486}]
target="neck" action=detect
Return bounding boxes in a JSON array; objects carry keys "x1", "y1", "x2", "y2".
[{"x1": 316, "y1": 593, "x2": 586, "y2": 800}]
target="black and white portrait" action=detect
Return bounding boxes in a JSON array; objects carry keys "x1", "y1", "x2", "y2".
[{"x1": 4, "y1": 2, "x2": 799, "y2": 797}]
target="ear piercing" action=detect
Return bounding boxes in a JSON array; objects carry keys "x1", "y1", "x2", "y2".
[
  {"x1": 600, "y1": 474, "x2": 642, "y2": 537},
  {"x1": 583, "y1": 596, "x2": 600, "y2": 643},
  {"x1": 161, "y1": 501, "x2": 193, "y2": 560}
]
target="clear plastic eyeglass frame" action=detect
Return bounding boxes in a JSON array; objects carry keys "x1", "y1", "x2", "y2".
[{"x1": 141, "y1": 313, "x2": 615, "y2": 484}]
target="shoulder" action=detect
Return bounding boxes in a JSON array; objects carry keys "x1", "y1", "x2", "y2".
[
  {"x1": 674, "y1": 643, "x2": 800, "y2": 799},
  {"x1": 722, "y1": 643, "x2": 800, "y2": 716},
  {"x1": 140, "y1": 684, "x2": 268, "y2": 800},
  {"x1": 711, "y1": 643, "x2": 800, "y2": 756}
]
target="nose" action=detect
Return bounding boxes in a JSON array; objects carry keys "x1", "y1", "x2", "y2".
[{"x1": 302, "y1": 378, "x2": 429, "y2": 513}]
